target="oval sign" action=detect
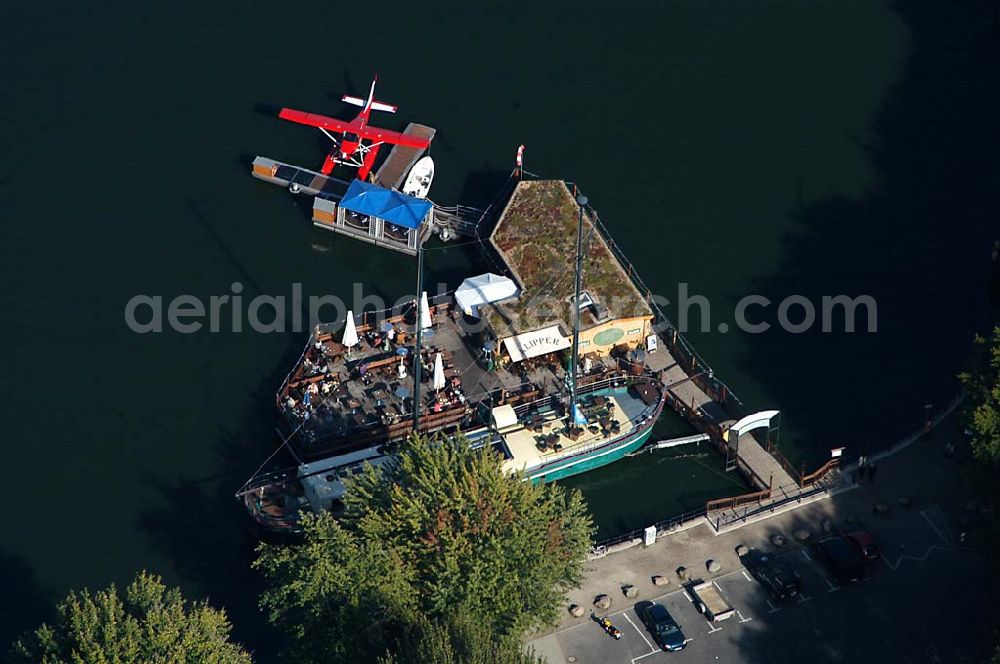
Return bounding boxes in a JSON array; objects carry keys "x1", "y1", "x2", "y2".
[{"x1": 593, "y1": 328, "x2": 625, "y2": 347}]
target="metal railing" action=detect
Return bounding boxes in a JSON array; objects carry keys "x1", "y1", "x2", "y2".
[
  {"x1": 590, "y1": 506, "x2": 708, "y2": 557},
  {"x1": 705, "y1": 485, "x2": 772, "y2": 513},
  {"x1": 709, "y1": 471, "x2": 845, "y2": 531},
  {"x1": 766, "y1": 439, "x2": 802, "y2": 484},
  {"x1": 801, "y1": 458, "x2": 841, "y2": 486},
  {"x1": 469, "y1": 171, "x2": 744, "y2": 415},
  {"x1": 560, "y1": 178, "x2": 743, "y2": 410}
]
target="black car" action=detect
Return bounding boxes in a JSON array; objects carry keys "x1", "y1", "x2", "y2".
[
  {"x1": 636, "y1": 602, "x2": 686, "y2": 652},
  {"x1": 811, "y1": 536, "x2": 865, "y2": 584},
  {"x1": 740, "y1": 548, "x2": 802, "y2": 601}
]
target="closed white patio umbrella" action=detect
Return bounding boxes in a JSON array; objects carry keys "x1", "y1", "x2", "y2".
[
  {"x1": 433, "y1": 352, "x2": 446, "y2": 391},
  {"x1": 342, "y1": 310, "x2": 359, "y2": 354},
  {"x1": 419, "y1": 291, "x2": 432, "y2": 329}
]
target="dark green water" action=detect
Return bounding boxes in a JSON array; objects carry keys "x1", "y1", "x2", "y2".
[{"x1": 3, "y1": 0, "x2": 997, "y2": 656}]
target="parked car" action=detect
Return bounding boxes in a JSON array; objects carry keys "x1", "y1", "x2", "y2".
[
  {"x1": 842, "y1": 530, "x2": 880, "y2": 561},
  {"x1": 636, "y1": 601, "x2": 687, "y2": 652},
  {"x1": 740, "y1": 548, "x2": 802, "y2": 601},
  {"x1": 811, "y1": 536, "x2": 865, "y2": 584}
]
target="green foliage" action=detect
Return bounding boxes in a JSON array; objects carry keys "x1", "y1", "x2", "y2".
[
  {"x1": 9, "y1": 571, "x2": 251, "y2": 664},
  {"x1": 255, "y1": 434, "x2": 593, "y2": 662},
  {"x1": 254, "y1": 513, "x2": 418, "y2": 662},
  {"x1": 959, "y1": 326, "x2": 1000, "y2": 463},
  {"x1": 377, "y1": 611, "x2": 545, "y2": 664}
]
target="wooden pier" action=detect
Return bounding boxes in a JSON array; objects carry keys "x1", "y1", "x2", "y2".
[
  {"x1": 567, "y1": 179, "x2": 840, "y2": 514},
  {"x1": 645, "y1": 341, "x2": 798, "y2": 487},
  {"x1": 372, "y1": 123, "x2": 436, "y2": 190}
]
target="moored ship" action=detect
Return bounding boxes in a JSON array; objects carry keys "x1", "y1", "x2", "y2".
[{"x1": 240, "y1": 179, "x2": 672, "y2": 533}]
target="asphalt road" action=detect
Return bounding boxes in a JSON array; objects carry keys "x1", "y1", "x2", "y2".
[{"x1": 530, "y1": 505, "x2": 991, "y2": 663}]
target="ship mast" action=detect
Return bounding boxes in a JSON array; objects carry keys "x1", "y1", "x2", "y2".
[
  {"x1": 567, "y1": 193, "x2": 588, "y2": 430},
  {"x1": 412, "y1": 242, "x2": 425, "y2": 431}
]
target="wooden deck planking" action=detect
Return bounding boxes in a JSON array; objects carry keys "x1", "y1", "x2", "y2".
[{"x1": 373, "y1": 123, "x2": 436, "y2": 190}]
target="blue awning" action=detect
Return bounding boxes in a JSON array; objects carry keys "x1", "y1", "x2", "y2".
[{"x1": 339, "y1": 179, "x2": 432, "y2": 230}]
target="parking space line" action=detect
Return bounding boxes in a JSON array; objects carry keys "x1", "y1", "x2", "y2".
[
  {"x1": 623, "y1": 613, "x2": 654, "y2": 651},
  {"x1": 546, "y1": 577, "x2": 742, "y2": 640},
  {"x1": 883, "y1": 544, "x2": 952, "y2": 572},
  {"x1": 796, "y1": 594, "x2": 812, "y2": 603},
  {"x1": 920, "y1": 508, "x2": 955, "y2": 546},
  {"x1": 737, "y1": 610, "x2": 752, "y2": 623},
  {"x1": 632, "y1": 651, "x2": 660, "y2": 664},
  {"x1": 741, "y1": 570, "x2": 753, "y2": 582},
  {"x1": 706, "y1": 621, "x2": 721, "y2": 634},
  {"x1": 801, "y1": 550, "x2": 812, "y2": 561},
  {"x1": 932, "y1": 506, "x2": 958, "y2": 545},
  {"x1": 766, "y1": 599, "x2": 781, "y2": 613}
]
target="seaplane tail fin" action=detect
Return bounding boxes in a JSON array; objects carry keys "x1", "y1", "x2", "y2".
[{"x1": 341, "y1": 94, "x2": 367, "y2": 107}]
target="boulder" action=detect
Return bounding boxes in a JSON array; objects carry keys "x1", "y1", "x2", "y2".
[
  {"x1": 676, "y1": 566, "x2": 688, "y2": 582},
  {"x1": 706, "y1": 559, "x2": 722, "y2": 573},
  {"x1": 568, "y1": 604, "x2": 585, "y2": 618},
  {"x1": 652, "y1": 575, "x2": 669, "y2": 587},
  {"x1": 735, "y1": 544, "x2": 749, "y2": 557},
  {"x1": 898, "y1": 496, "x2": 913, "y2": 509},
  {"x1": 622, "y1": 584, "x2": 639, "y2": 599},
  {"x1": 794, "y1": 529, "x2": 811, "y2": 542},
  {"x1": 873, "y1": 503, "x2": 890, "y2": 516},
  {"x1": 770, "y1": 534, "x2": 786, "y2": 547},
  {"x1": 593, "y1": 594, "x2": 611, "y2": 610},
  {"x1": 821, "y1": 518, "x2": 834, "y2": 534}
]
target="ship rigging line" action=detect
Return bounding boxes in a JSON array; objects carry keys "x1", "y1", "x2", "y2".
[{"x1": 236, "y1": 423, "x2": 303, "y2": 496}]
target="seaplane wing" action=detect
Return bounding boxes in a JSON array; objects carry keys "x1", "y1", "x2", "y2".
[
  {"x1": 360, "y1": 126, "x2": 431, "y2": 149},
  {"x1": 278, "y1": 108, "x2": 353, "y2": 133}
]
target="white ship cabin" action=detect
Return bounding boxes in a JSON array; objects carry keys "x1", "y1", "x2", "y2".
[{"x1": 298, "y1": 445, "x2": 392, "y2": 514}]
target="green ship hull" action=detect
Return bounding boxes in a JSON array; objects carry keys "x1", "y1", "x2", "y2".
[{"x1": 526, "y1": 419, "x2": 655, "y2": 484}]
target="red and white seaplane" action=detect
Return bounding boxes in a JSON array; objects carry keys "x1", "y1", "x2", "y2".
[{"x1": 278, "y1": 76, "x2": 431, "y2": 180}]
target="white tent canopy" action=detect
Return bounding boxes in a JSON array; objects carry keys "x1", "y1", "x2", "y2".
[
  {"x1": 341, "y1": 310, "x2": 359, "y2": 348},
  {"x1": 491, "y1": 404, "x2": 518, "y2": 430},
  {"x1": 502, "y1": 325, "x2": 571, "y2": 363},
  {"x1": 454, "y1": 273, "x2": 519, "y2": 318}
]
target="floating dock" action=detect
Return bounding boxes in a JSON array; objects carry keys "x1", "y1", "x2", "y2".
[
  {"x1": 251, "y1": 156, "x2": 351, "y2": 200},
  {"x1": 252, "y1": 149, "x2": 483, "y2": 255}
]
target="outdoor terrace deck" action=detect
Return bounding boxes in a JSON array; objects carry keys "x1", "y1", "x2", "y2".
[{"x1": 279, "y1": 302, "x2": 614, "y2": 457}]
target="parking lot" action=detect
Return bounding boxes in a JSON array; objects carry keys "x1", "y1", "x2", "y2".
[{"x1": 530, "y1": 505, "x2": 992, "y2": 663}]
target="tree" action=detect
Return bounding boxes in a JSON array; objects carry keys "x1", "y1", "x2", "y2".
[
  {"x1": 255, "y1": 434, "x2": 593, "y2": 662},
  {"x1": 959, "y1": 326, "x2": 1000, "y2": 462},
  {"x1": 9, "y1": 571, "x2": 251, "y2": 664},
  {"x1": 254, "y1": 513, "x2": 418, "y2": 662},
  {"x1": 378, "y1": 611, "x2": 545, "y2": 664}
]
